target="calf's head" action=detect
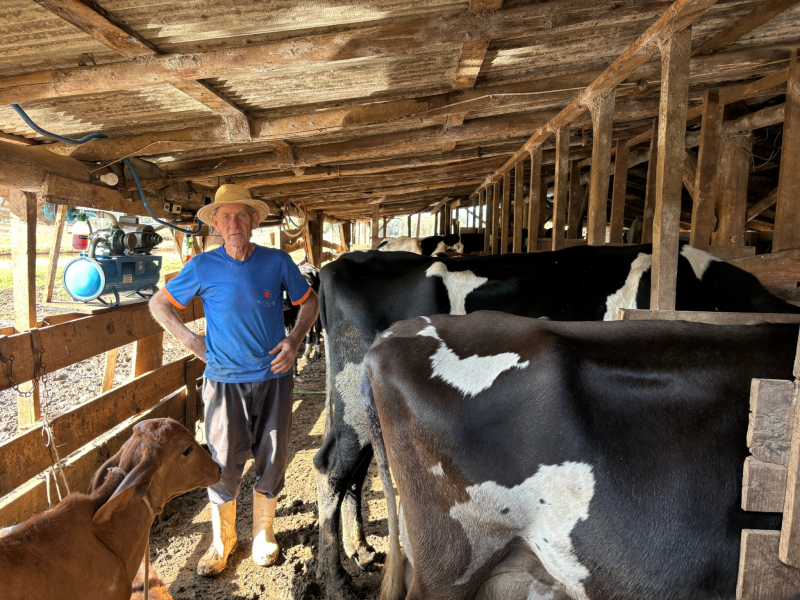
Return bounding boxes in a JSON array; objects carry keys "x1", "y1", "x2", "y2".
[{"x1": 89, "y1": 418, "x2": 221, "y2": 525}]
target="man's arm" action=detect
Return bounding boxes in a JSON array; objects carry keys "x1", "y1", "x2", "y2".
[
  {"x1": 268, "y1": 290, "x2": 319, "y2": 374},
  {"x1": 149, "y1": 290, "x2": 207, "y2": 362}
]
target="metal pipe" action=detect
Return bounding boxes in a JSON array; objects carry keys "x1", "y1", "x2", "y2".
[
  {"x1": 88, "y1": 236, "x2": 105, "y2": 259},
  {"x1": 95, "y1": 211, "x2": 118, "y2": 228}
]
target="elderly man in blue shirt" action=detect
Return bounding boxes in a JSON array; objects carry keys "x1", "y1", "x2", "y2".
[{"x1": 149, "y1": 184, "x2": 319, "y2": 576}]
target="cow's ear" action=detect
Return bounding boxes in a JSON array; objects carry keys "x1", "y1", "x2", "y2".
[
  {"x1": 92, "y1": 451, "x2": 161, "y2": 525},
  {"x1": 88, "y1": 449, "x2": 124, "y2": 493}
]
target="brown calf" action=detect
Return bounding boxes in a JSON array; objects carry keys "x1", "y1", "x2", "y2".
[{"x1": 0, "y1": 418, "x2": 221, "y2": 600}]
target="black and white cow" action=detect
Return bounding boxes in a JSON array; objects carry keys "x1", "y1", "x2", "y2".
[
  {"x1": 313, "y1": 243, "x2": 799, "y2": 590},
  {"x1": 363, "y1": 313, "x2": 797, "y2": 599},
  {"x1": 283, "y1": 262, "x2": 323, "y2": 359},
  {"x1": 378, "y1": 233, "x2": 486, "y2": 255}
]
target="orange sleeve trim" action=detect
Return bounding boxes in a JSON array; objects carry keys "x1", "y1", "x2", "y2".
[
  {"x1": 163, "y1": 287, "x2": 187, "y2": 310},
  {"x1": 292, "y1": 287, "x2": 312, "y2": 306}
]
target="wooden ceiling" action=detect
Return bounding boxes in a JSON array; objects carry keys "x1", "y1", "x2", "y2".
[{"x1": 0, "y1": 0, "x2": 798, "y2": 222}]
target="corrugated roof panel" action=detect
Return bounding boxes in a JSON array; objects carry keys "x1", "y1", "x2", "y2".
[
  {"x1": 0, "y1": 84, "x2": 219, "y2": 141},
  {"x1": 0, "y1": 0, "x2": 121, "y2": 77}
]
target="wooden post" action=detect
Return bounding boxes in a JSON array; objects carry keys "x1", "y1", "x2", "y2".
[
  {"x1": 552, "y1": 126, "x2": 570, "y2": 251},
  {"x1": 131, "y1": 334, "x2": 163, "y2": 378},
  {"x1": 416, "y1": 213, "x2": 421, "y2": 237},
  {"x1": 567, "y1": 160, "x2": 583, "y2": 240},
  {"x1": 513, "y1": 161, "x2": 524, "y2": 253},
  {"x1": 609, "y1": 139, "x2": 629, "y2": 243},
  {"x1": 642, "y1": 118, "x2": 659, "y2": 244},
  {"x1": 492, "y1": 182, "x2": 502, "y2": 255},
  {"x1": 501, "y1": 172, "x2": 511, "y2": 254},
  {"x1": 44, "y1": 205, "x2": 67, "y2": 303},
  {"x1": 101, "y1": 348, "x2": 118, "y2": 393},
  {"x1": 10, "y1": 190, "x2": 40, "y2": 428},
  {"x1": 650, "y1": 28, "x2": 692, "y2": 312},
  {"x1": 382, "y1": 217, "x2": 388, "y2": 237},
  {"x1": 774, "y1": 49, "x2": 800, "y2": 253},
  {"x1": 714, "y1": 133, "x2": 753, "y2": 247},
  {"x1": 690, "y1": 88, "x2": 724, "y2": 250},
  {"x1": 587, "y1": 90, "x2": 616, "y2": 246},
  {"x1": 371, "y1": 205, "x2": 380, "y2": 248},
  {"x1": 484, "y1": 187, "x2": 493, "y2": 253},
  {"x1": 527, "y1": 146, "x2": 543, "y2": 253},
  {"x1": 341, "y1": 221, "x2": 351, "y2": 251},
  {"x1": 308, "y1": 215, "x2": 324, "y2": 267}
]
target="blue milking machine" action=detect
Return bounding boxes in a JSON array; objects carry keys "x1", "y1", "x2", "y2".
[{"x1": 10, "y1": 103, "x2": 202, "y2": 306}]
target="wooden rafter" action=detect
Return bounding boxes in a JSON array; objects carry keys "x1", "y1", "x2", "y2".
[{"x1": 453, "y1": 40, "x2": 490, "y2": 91}]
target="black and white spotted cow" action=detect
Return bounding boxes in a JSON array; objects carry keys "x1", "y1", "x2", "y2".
[
  {"x1": 378, "y1": 233, "x2": 486, "y2": 255},
  {"x1": 283, "y1": 262, "x2": 323, "y2": 359},
  {"x1": 313, "y1": 243, "x2": 799, "y2": 591},
  {"x1": 363, "y1": 313, "x2": 797, "y2": 600}
]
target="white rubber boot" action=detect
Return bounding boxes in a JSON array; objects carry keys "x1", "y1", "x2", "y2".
[
  {"x1": 252, "y1": 492, "x2": 280, "y2": 566},
  {"x1": 197, "y1": 499, "x2": 238, "y2": 576}
]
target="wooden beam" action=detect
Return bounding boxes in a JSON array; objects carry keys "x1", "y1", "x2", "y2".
[
  {"x1": 453, "y1": 40, "x2": 490, "y2": 91},
  {"x1": 587, "y1": 90, "x2": 616, "y2": 246},
  {"x1": 131, "y1": 333, "x2": 164, "y2": 378},
  {"x1": 101, "y1": 348, "x2": 118, "y2": 393},
  {"x1": 714, "y1": 134, "x2": 752, "y2": 247},
  {"x1": 501, "y1": 173, "x2": 511, "y2": 254},
  {"x1": 692, "y1": 0, "x2": 800, "y2": 57},
  {"x1": 682, "y1": 150, "x2": 697, "y2": 201},
  {"x1": 527, "y1": 147, "x2": 543, "y2": 252},
  {"x1": 618, "y1": 309, "x2": 800, "y2": 325},
  {"x1": 371, "y1": 205, "x2": 380, "y2": 249},
  {"x1": 44, "y1": 204, "x2": 67, "y2": 303},
  {"x1": 552, "y1": 126, "x2": 570, "y2": 251},
  {"x1": 513, "y1": 161, "x2": 524, "y2": 253},
  {"x1": 690, "y1": 88, "x2": 724, "y2": 250},
  {"x1": 470, "y1": 0, "x2": 502, "y2": 11},
  {"x1": 685, "y1": 68, "x2": 790, "y2": 122},
  {"x1": 268, "y1": 140, "x2": 295, "y2": 168},
  {"x1": 308, "y1": 216, "x2": 324, "y2": 267},
  {"x1": 609, "y1": 139, "x2": 629, "y2": 243},
  {"x1": 781, "y1": 356, "x2": 800, "y2": 567},
  {"x1": 483, "y1": 187, "x2": 492, "y2": 253},
  {"x1": 32, "y1": 0, "x2": 251, "y2": 141},
  {"x1": 650, "y1": 28, "x2": 692, "y2": 312},
  {"x1": 642, "y1": 119, "x2": 659, "y2": 244},
  {"x1": 738, "y1": 530, "x2": 800, "y2": 599},
  {"x1": 567, "y1": 160, "x2": 583, "y2": 240},
  {"x1": 10, "y1": 191, "x2": 39, "y2": 428},
  {"x1": 774, "y1": 50, "x2": 800, "y2": 253},
  {"x1": 491, "y1": 182, "x2": 501, "y2": 255},
  {"x1": 747, "y1": 189, "x2": 779, "y2": 222}
]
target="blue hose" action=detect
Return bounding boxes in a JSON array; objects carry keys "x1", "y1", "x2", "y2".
[{"x1": 11, "y1": 104, "x2": 202, "y2": 235}]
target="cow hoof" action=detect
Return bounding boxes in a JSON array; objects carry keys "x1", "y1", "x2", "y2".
[
  {"x1": 327, "y1": 568, "x2": 357, "y2": 596},
  {"x1": 350, "y1": 545, "x2": 378, "y2": 570}
]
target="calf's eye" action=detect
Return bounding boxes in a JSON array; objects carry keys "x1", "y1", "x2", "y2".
[{"x1": 183, "y1": 445, "x2": 194, "y2": 456}]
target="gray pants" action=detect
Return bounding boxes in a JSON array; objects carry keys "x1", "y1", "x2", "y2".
[{"x1": 203, "y1": 375, "x2": 294, "y2": 505}]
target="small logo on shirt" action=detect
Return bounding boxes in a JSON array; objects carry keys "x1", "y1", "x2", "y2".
[{"x1": 263, "y1": 289, "x2": 272, "y2": 299}]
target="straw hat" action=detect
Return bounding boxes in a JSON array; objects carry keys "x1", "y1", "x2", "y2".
[{"x1": 196, "y1": 184, "x2": 270, "y2": 226}]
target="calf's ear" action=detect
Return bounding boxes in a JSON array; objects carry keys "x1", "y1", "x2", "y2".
[
  {"x1": 88, "y1": 449, "x2": 124, "y2": 493},
  {"x1": 92, "y1": 451, "x2": 161, "y2": 525}
]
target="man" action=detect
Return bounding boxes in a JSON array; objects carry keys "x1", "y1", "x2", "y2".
[{"x1": 149, "y1": 184, "x2": 319, "y2": 576}]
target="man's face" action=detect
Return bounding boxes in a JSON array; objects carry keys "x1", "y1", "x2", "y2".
[{"x1": 211, "y1": 203, "x2": 260, "y2": 248}]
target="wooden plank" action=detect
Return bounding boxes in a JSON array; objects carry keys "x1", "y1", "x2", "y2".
[
  {"x1": 0, "y1": 356, "x2": 195, "y2": 500},
  {"x1": 748, "y1": 378, "x2": 797, "y2": 467},
  {"x1": 650, "y1": 28, "x2": 692, "y2": 312},
  {"x1": 748, "y1": 190, "x2": 779, "y2": 222},
  {"x1": 0, "y1": 388, "x2": 187, "y2": 527},
  {"x1": 491, "y1": 182, "x2": 502, "y2": 255},
  {"x1": 774, "y1": 50, "x2": 800, "y2": 253},
  {"x1": 642, "y1": 119, "x2": 659, "y2": 244},
  {"x1": 44, "y1": 205, "x2": 67, "y2": 304},
  {"x1": 781, "y1": 375, "x2": 800, "y2": 566},
  {"x1": 42, "y1": 175, "x2": 173, "y2": 219},
  {"x1": 693, "y1": 0, "x2": 800, "y2": 57},
  {"x1": 185, "y1": 358, "x2": 204, "y2": 429},
  {"x1": 587, "y1": 90, "x2": 616, "y2": 246},
  {"x1": 731, "y1": 249, "x2": 800, "y2": 288},
  {"x1": 453, "y1": 40, "x2": 490, "y2": 91},
  {"x1": 131, "y1": 333, "x2": 163, "y2": 378},
  {"x1": 552, "y1": 126, "x2": 570, "y2": 251},
  {"x1": 371, "y1": 206, "x2": 380, "y2": 249},
  {"x1": 101, "y1": 348, "x2": 118, "y2": 393},
  {"x1": 482, "y1": 188, "x2": 492, "y2": 252},
  {"x1": 567, "y1": 160, "x2": 583, "y2": 240},
  {"x1": 501, "y1": 173, "x2": 511, "y2": 255},
  {"x1": 737, "y1": 529, "x2": 800, "y2": 600},
  {"x1": 0, "y1": 299, "x2": 202, "y2": 393},
  {"x1": 690, "y1": 89, "x2": 724, "y2": 250},
  {"x1": 470, "y1": 0, "x2": 502, "y2": 11},
  {"x1": 707, "y1": 245, "x2": 756, "y2": 260},
  {"x1": 10, "y1": 190, "x2": 39, "y2": 429},
  {"x1": 527, "y1": 147, "x2": 543, "y2": 253},
  {"x1": 743, "y1": 456, "x2": 788, "y2": 513},
  {"x1": 618, "y1": 309, "x2": 800, "y2": 325},
  {"x1": 715, "y1": 134, "x2": 753, "y2": 247},
  {"x1": 513, "y1": 161, "x2": 524, "y2": 253},
  {"x1": 609, "y1": 139, "x2": 629, "y2": 243}
]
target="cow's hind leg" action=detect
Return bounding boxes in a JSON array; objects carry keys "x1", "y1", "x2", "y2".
[
  {"x1": 303, "y1": 330, "x2": 313, "y2": 358},
  {"x1": 313, "y1": 318, "x2": 322, "y2": 359},
  {"x1": 342, "y1": 448, "x2": 377, "y2": 569}
]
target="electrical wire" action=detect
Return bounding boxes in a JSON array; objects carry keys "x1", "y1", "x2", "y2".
[{"x1": 10, "y1": 104, "x2": 201, "y2": 235}]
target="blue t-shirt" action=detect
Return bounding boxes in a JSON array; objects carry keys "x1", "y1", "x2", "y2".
[{"x1": 164, "y1": 245, "x2": 311, "y2": 383}]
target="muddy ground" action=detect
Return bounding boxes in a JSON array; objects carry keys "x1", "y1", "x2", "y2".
[{"x1": 148, "y1": 354, "x2": 389, "y2": 600}]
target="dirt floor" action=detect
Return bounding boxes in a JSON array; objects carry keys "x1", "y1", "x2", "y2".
[{"x1": 148, "y1": 355, "x2": 389, "y2": 600}]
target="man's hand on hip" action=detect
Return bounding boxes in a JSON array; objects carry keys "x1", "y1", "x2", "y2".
[
  {"x1": 269, "y1": 338, "x2": 299, "y2": 374},
  {"x1": 188, "y1": 333, "x2": 208, "y2": 362}
]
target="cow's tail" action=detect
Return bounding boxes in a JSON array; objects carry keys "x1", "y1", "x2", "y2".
[
  {"x1": 361, "y1": 363, "x2": 405, "y2": 600},
  {"x1": 319, "y1": 283, "x2": 334, "y2": 436}
]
